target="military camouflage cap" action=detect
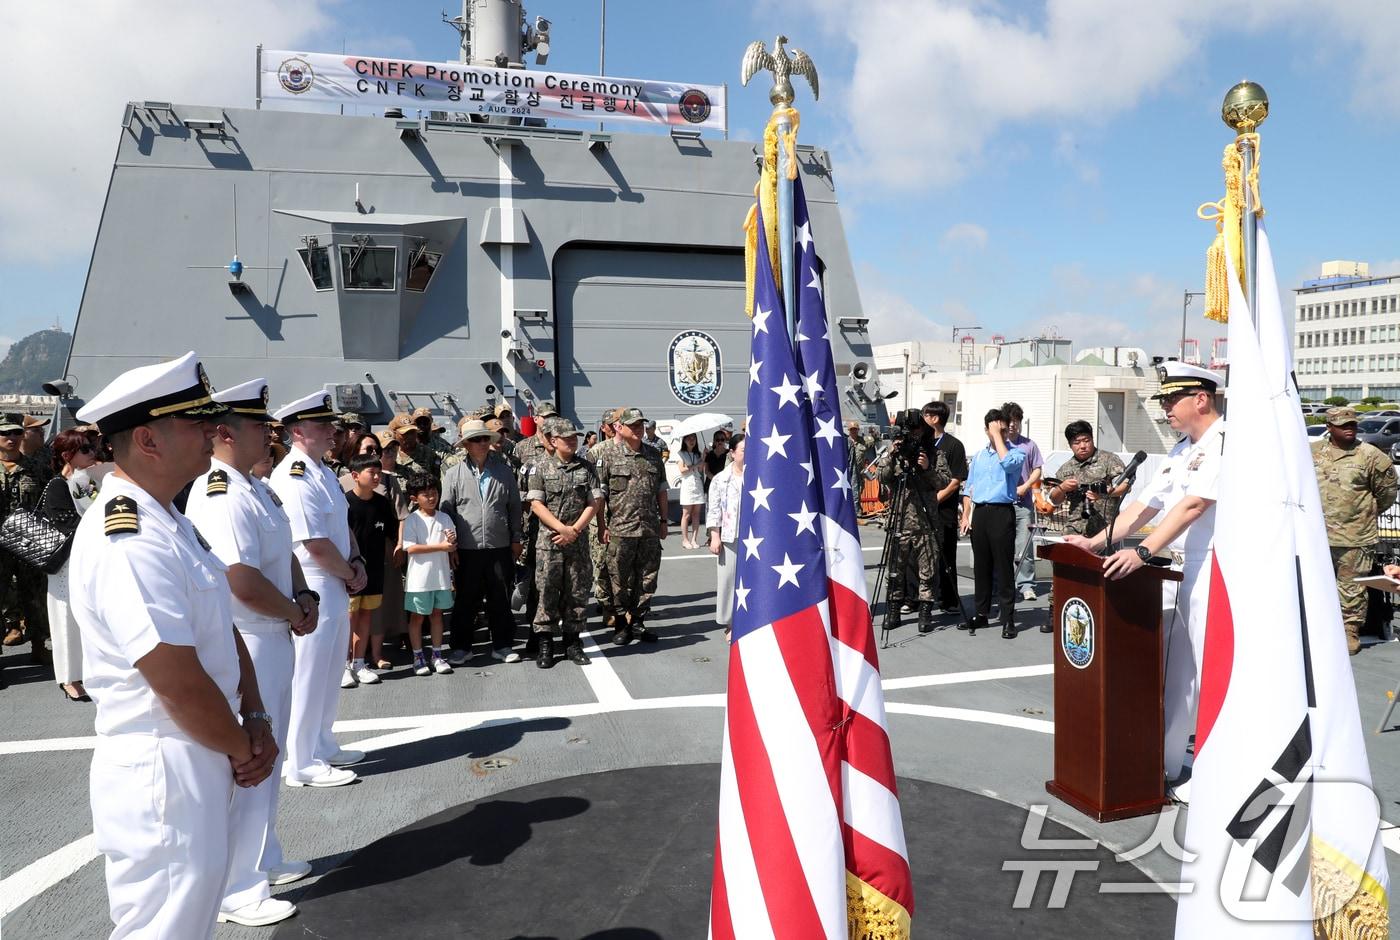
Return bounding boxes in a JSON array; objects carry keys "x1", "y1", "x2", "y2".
[
  {"x1": 0, "y1": 413, "x2": 23, "y2": 433},
  {"x1": 1326, "y1": 406, "x2": 1360, "y2": 426},
  {"x1": 411, "y1": 406, "x2": 434, "y2": 421},
  {"x1": 535, "y1": 400, "x2": 559, "y2": 419},
  {"x1": 544, "y1": 416, "x2": 584, "y2": 437},
  {"x1": 374, "y1": 429, "x2": 399, "y2": 449},
  {"x1": 494, "y1": 402, "x2": 514, "y2": 418},
  {"x1": 600, "y1": 407, "x2": 622, "y2": 425},
  {"x1": 617, "y1": 406, "x2": 646, "y2": 425},
  {"x1": 336, "y1": 411, "x2": 365, "y2": 429}
]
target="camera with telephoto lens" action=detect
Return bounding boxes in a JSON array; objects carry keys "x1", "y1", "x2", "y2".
[{"x1": 890, "y1": 409, "x2": 929, "y2": 467}]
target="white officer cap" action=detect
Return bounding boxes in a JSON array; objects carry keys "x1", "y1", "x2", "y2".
[
  {"x1": 76, "y1": 351, "x2": 228, "y2": 435},
  {"x1": 273, "y1": 390, "x2": 338, "y2": 424},
  {"x1": 214, "y1": 378, "x2": 275, "y2": 423},
  {"x1": 1152, "y1": 361, "x2": 1223, "y2": 399}
]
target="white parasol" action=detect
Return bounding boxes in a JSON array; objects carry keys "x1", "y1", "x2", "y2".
[{"x1": 665, "y1": 412, "x2": 734, "y2": 451}]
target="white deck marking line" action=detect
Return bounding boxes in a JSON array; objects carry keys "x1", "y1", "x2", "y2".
[
  {"x1": 661, "y1": 544, "x2": 881, "y2": 563},
  {"x1": 0, "y1": 735, "x2": 98, "y2": 755},
  {"x1": 885, "y1": 702, "x2": 1055, "y2": 735},
  {"x1": 882, "y1": 663, "x2": 1054, "y2": 690},
  {"x1": 1382, "y1": 826, "x2": 1400, "y2": 858},
  {"x1": 575, "y1": 628, "x2": 632, "y2": 705},
  {"x1": 0, "y1": 833, "x2": 96, "y2": 917}
]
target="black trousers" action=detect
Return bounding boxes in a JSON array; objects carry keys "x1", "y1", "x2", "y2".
[
  {"x1": 450, "y1": 546, "x2": 516, "y2": 652},
  {"x1": 970, "y1": 503, "x2": 1016, "y2": 626},
  {"x1": 937, "y1": 508, "x2": 961, "y2": 608}
]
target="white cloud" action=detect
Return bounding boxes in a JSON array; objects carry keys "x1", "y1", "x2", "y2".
[
  {"x1": 857, "y1": 263, "x2": 960, "y2": 346},
  {"x1": 1, "y1": 2, "x2": 333, "y2": 264},
  {"x1": 939, "y1": 222, "x2": 989, "y2": 251},
  {"x1": 764, "y1": 0, "x2": 1400, "y2": 190}
]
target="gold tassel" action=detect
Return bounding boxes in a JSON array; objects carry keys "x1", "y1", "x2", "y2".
[
  {"x1": 846, "y1": 872, "x2": 911, "y2": 940},
  {"x1": 1311, "y1": 839, "x2": 1389, "y2": 939},
  {"x1": 743, "y1": 107, "x2": 801, "y2": 320},
  {"x1": 1196, "y1": 133, "x2": 1263, "y2": 324}
]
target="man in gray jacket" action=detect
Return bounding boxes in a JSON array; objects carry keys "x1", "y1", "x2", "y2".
[{"x1": 440, "y1": 420, "x2": 524, "y2": 665}]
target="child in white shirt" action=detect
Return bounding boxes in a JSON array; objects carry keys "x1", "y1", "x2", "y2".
[{"x1": 400, "y1": 475, "x2": 457, "y2": 676}]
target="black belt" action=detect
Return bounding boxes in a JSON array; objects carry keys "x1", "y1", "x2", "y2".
[{"x1": 974, "y1": 502, "x2": 1014, "y2": 508}]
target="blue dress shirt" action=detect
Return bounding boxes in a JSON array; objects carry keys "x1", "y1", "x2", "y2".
[{"x1": 966, "y1": 444, "x2": 1026, "y2": 505}]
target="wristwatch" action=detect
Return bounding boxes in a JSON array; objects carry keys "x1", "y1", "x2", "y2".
[
  {"x1": 295, "y1": 588, "x2": 320, "y2": 605},
  {"x1": 348, "y1": 555, "x2": 365, "y2": 567},
  {"x1": 1135, "y1": 545, "x2": 1154, "y2": 563},
  {"x1": 243, "y1": 710, "x2": 274, "y2": 734}
]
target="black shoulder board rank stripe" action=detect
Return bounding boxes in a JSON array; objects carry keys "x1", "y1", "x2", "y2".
[
  {"x1": 104, "y1": 496, "x2": 140, "y2": 536},
  {"x1": 206, "y1": 469, "x2": 229, "y2": 496},
  {"x1": 289, "y1": 461, "x2": 306, "y2": 478},
  {"x1": 192, "y1": 526, "x2": 213, "y2": 553}
]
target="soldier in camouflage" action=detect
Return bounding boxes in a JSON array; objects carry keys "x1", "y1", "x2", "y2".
[
  {"x1": 0, "y1": 413, "x2": 48, "y2": 659},
  {"x1": 1047, "y1": 421, "x2": 1130, "y2": 537},
  {"x1": 589, "y1": 408, "x2": 622, "y2": 629},
  {"x1": 525, "y1": 418, "x2": 603, "y2": 668},
  {"x1": 410, "y1": 407, "x2": 450, "y2": 479},
  {"x1": 1313, "y1": 406, "x2": 1399, "y2": 655},
  {"x1": 846, "y1": 421, "x2": 871, "y2": 517},
  {"x1": 512, "y1": 401, "x2": 559, "y2": 650},
  {"x1": 389, "y1": 413, "x2": 431, "y2": 479},
  {"x1": 21, "y1": 414, "x2": 54, "y2": 484},
  {"x1": 878, "y1": 431, "x2": 949, "y2": 633},
  {"x1": 596, "y1": 407, "x2": 668, "y2": 644}
]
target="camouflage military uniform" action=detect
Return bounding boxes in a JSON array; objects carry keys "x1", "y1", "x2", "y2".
[
  {"x1": 1314, "y1": 436, "x2": 1399, "y2": 652},
  {"x1": 588, "y1": 426, "x2": 619, "y2": 623},
  {"x1": 595, "y1": 437, "x2": 667, "y2": 633},
  {"x1": 396, "y1": 445, "x2": 431, "y2": 480},
  {"x1": 0, "y1": 456, "x2": 48, "y2": 651},
  {"x1": 1053, "y1": 448, "x2": 1127, "y2": 537},
  {"x1": 878, "y1": 447, "x2": 949, "y2": 614},
  {"x1": 427, "y1": 434, "x2": 453, "y2": 472},
  {"x1": 525, "y1": 453, "x2": 602, "y2": 634}
]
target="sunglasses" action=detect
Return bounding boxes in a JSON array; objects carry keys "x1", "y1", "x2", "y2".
[{"x1": 0, "y1": 429, "x2": 23, "y2": 437}]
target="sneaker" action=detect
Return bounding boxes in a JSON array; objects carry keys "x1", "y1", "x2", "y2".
[
  {"x1": 432, "y1": 655, "x2": 453, "y2": 675},
  {"x1": 266, "y1": 860, "x2": 313, "y2": 886},
  {"x1": 285, "y1": 766, "x2": 357, "y2": 788},
  {"x1": 900, "y1": 603, "x2": 914, "y2": 614},
  {"x1": 491, "y1": 647, "x2": 522, "y2": 664},
  {"x1": 354, "y1": 665, "x2": 381, "y2": 685},
  {"x1": 1021, "y1": 587, "x2": 1037, "y2": 602},
  {"x1": 340, "y1": 666, "x2": 357, "y2": 689},
  {"x1": 413, "y1": 652, "x2": 431, "y2": 676},
  {"x1": 446, "y1": 649, "x2": 471, "y2": 667},
  {"x1": 218, "y1": 898, "x2": 297, "y2": 926}
]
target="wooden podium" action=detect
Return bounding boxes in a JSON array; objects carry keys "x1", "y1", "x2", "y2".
[{"x1": 1037, "y1": 542, "x2": 1181, "y2": 822}]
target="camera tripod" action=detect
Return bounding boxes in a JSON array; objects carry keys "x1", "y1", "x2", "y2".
[{"x1": 873, "y1": 460, "x2": 945, "y2": 648}]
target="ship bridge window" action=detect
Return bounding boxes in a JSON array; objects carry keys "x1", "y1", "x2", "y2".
[
  {"x1": 297, "y1": 246, "x2": 334, "y2": 291},
  {"x1": 340, "y1": 244, "x2": 397, "y2": 291},
  {"x1": 405, "y1": 249, "x2": 441, "y2": 293}
]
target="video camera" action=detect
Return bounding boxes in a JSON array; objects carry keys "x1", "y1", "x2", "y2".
[{"x1": 889, "y1": 409, "x2": 929, "y2": 467}]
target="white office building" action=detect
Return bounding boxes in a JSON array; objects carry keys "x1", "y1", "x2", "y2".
[{"x1": 1294, "y1": 261, "x2": 1400, "y2": 401}]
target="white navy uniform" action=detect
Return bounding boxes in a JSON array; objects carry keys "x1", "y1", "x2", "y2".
[
  {"x1": 1138, "y1": 415, "x2": 1224, "y2": 777},
  {"x1": 186, "y1": 456, "x2": 296, "y2": 914},
  {"x1": 270, "y1": 441, "x2": 353, "y2": 782},
  {"x1": 69, "y1": 350, "x2": 241, "y2": 939}
]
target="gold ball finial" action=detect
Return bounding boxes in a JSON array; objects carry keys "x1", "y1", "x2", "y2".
[{"x1": 1221, "y1": 81, "x2": 1268, "y2": 134}]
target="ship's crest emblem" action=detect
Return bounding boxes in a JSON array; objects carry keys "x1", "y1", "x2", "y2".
[
  {"x1": 279, "y1": 57, "x2": 314, "y2": 95},
  {"x1": 1060, "y1": 597, "x2": 1094, "y2": 669},
  {"x1": 668, "y1": 330, "x2": 721, "y2": 407}
]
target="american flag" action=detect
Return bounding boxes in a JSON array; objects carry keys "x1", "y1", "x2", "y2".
[{"x1": 710, "y1": 176, "x2": 914, "y2": 938}]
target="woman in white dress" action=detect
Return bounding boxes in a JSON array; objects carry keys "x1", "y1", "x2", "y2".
[
  {"x1": 706, "y1": 434, "x2": 746, "y2": 635},
  {"x1": 42, "y1": 429, "x2": 101, "y2": 701},
  {"x1": 676, "y1": 433, "x2": 706, "y2": 549}
]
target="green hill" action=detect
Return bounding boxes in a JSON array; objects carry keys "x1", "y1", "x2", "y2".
[{"x1": 0, "y1": 329, "x2": 71, "y2": 395}]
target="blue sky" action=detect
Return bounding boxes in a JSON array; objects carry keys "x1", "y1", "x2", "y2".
[{"x1": 5, "y1": 0, "x2": 1399, "y2": 359}]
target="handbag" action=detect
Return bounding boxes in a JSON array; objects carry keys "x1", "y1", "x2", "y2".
[{"x1": 0, "y1": 479, "x2": 79, "y2": 575}]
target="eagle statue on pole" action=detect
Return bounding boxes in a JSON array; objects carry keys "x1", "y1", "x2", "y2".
[{"x1": 741, "y1": 35, "x2": 819, "y2": 106}]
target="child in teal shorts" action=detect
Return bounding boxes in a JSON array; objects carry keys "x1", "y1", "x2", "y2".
[{"x1": 400, "y1": 474, "x2": 457, "y2": 676}]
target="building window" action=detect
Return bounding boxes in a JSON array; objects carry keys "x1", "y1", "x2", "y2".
[
  {"x1": 1391, "y1": 324, "x2": 1397, "y2": 341},
  {"x1": 296, "y1": 246, "x2": 333, "y2": 291},
  {"x1": 339, "y1": 245, "x2": 397, "y2": 291},
  {"x1": 404, "y1": 249, "x2": 441, "y2": 293}
]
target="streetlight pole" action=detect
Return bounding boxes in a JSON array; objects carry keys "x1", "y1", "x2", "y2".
[{"x1": 1181, "y1": 290, "x2": 1204, "y2": 360}]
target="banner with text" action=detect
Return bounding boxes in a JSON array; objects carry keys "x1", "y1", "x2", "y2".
[{"x1": 260, "y1": 50, "x2": 726, "y2": 131}]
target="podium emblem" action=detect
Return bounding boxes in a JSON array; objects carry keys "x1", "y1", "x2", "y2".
[{"x1": 1060, "y1": 598, "x2": 1095, "y2": 669}]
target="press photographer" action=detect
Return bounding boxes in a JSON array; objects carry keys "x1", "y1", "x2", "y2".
[
  {"x1": 876, "y1": 410, "x2": 950, "y2": 634},
  {"x1": 1045, "y1": 421, "x2": 1131, "y2": 537}
]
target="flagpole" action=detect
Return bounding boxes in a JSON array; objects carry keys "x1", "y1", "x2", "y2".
[
  {"x1": 776, "y1": 108, "x2": 798, "y2": 343},
  {"x1": 1222, "y1": 81, "x2": 1269, "y2": 327}
]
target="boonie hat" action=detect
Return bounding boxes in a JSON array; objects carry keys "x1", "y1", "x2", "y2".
[
  {"x1": 215, "y1": 378, "x2": 275, "y2": 423},
  {"x1": 457, "y1": 419, "x2": 500, "y2": 444},
  {"x1": 1326, "y1": 406, "x2": 1360, "y2": 426},
  {"x1": 76, "y1": 351, "x2": 228, "y2": 435},
  {"x1": 273, "y1": 390, "x2": 337, "y2": 424}
]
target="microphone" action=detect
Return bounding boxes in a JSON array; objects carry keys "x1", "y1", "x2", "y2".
[{"x1": 1111, "y1": 450, "x2": 1148, "y2": 491}]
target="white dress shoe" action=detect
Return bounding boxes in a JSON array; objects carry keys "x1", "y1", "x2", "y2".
[
  {"x1": 266, "y1": 860, "x2": 313, "y2": 886},
  {"x1": 218, "y1": 898, "x2": 297, "y2": 926},
  {"x1": 285, "y1": 766, "x2": 357, "y2": 788},
  {"x1": 327, "y1": 748, "x2": 365, "y2": 767}
]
